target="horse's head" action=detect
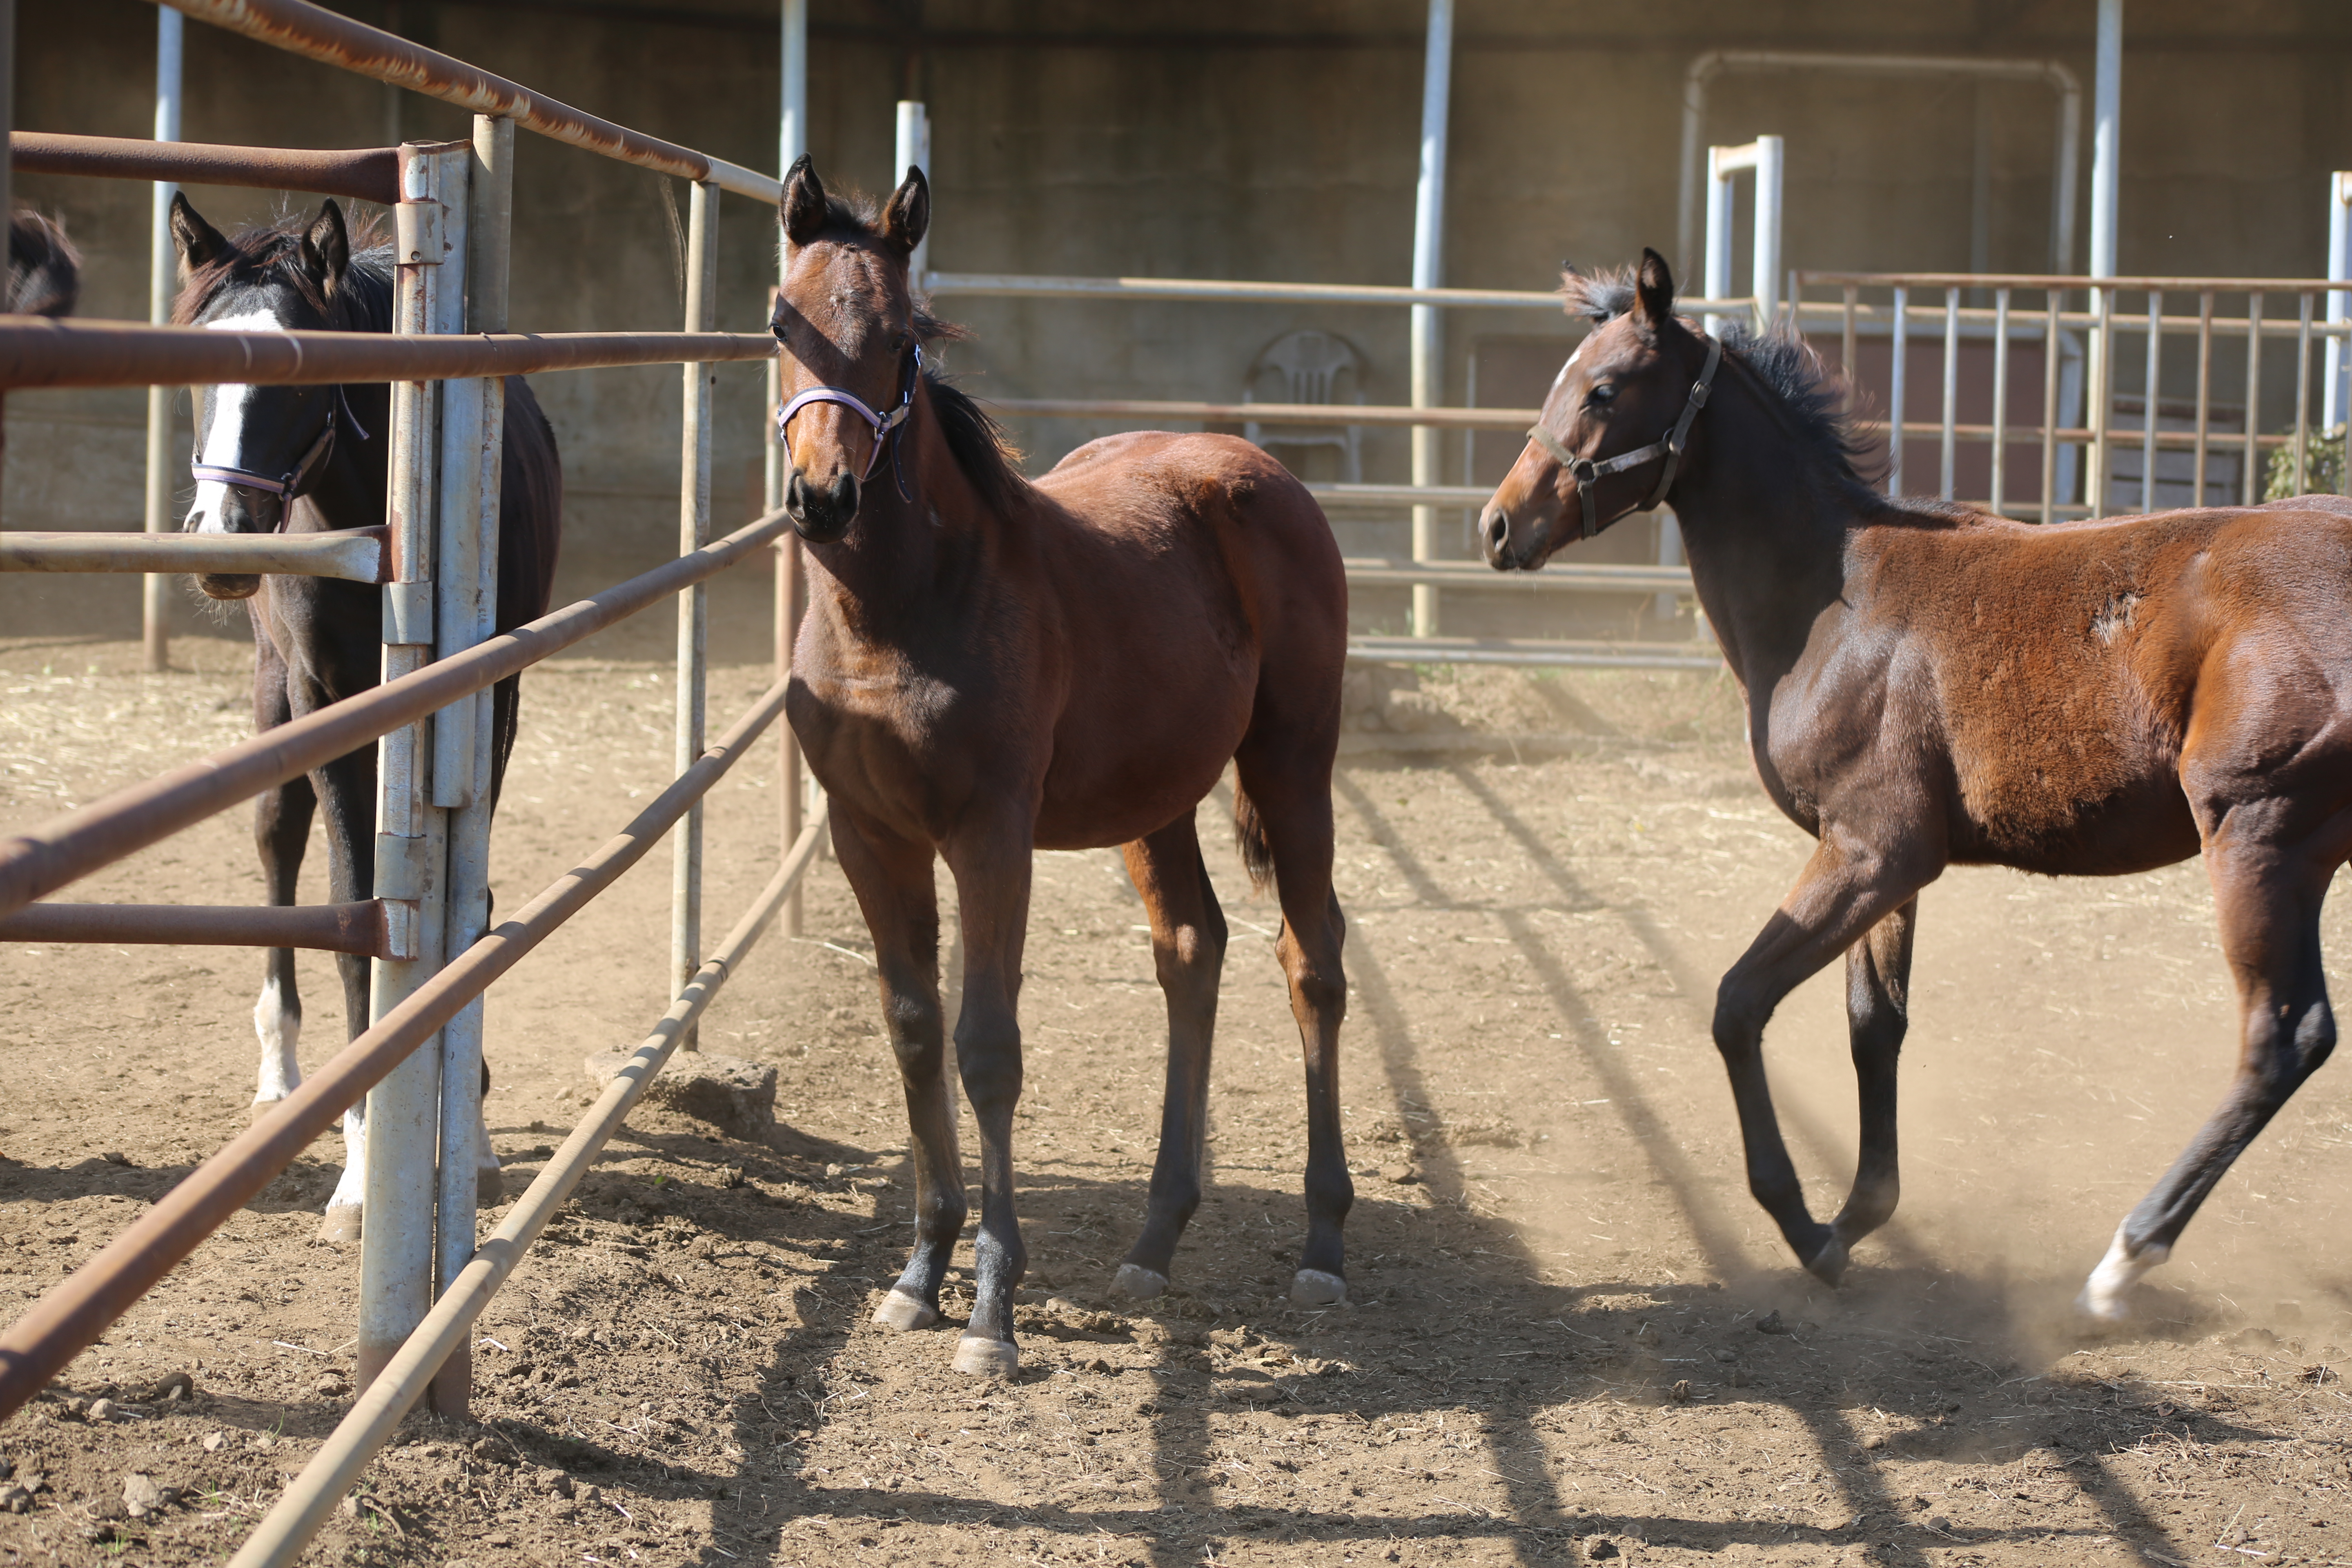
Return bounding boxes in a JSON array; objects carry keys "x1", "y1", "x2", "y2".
[
  {"x1": 171, "y1": 195, "x2": 365, "y2": 599},
  {"x1": 771, "y1": 156, "x2": 928, "y2": 544},
  {"x1": 1480, "y1": 248, "x2": 1718, "y2": 572}
]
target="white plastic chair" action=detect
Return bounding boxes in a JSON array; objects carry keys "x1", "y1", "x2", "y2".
[{"x1": 1243, "y1": 330, "x2": 1365, "y2": 482}]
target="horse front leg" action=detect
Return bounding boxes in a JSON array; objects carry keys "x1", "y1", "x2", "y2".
[
  {"x1": 249, "y1": 633, "x2": 312, "y2": 1117},
  {"x1": 314, "y1": 743, "x2": 377, "y2": 1244},
  {"x1": 1820, "y1": 897, "x2": 1918, "y2": 1281},
  {"x1": 943, "y1": 816, "x2": 1036, "y2": 1376},
  {"x1": 1715, "y1": 831, "x2": 1929, "y2": 1285},
  {"x1": 2080, "y1": 836, "x2": 2337, "y2": 1320},
  {"x1": 830, "y1": 810, "x2": 964, "y2": 1334},
  {"x1": 1114, "y1": 815, "x2": 1227, "y2": 1299}
]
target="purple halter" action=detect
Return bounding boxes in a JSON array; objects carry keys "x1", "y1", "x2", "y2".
[
  {"x1": 191, "y1": 384, "x2": 372, "y2": 499},
  {"x1": 775, "y1": 343, "x2": 922, "y2": 481}
]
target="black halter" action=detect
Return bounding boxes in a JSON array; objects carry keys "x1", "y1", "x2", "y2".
[
  {"x1": 190, "y1": 383, "x2": 372, "y2": 501},
  {"x1": 1524, "y1": 336, "x2": 1722, "y2": 539}
]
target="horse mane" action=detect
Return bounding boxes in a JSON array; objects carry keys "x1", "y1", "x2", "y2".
[
  {"x1": 171, "y1": 207, "x2": 394, "y2": 332},
  {"x1": 1561, "y1": 263, "x2": 1880, "y2": 488},
  {"x1": 9, "y1": 209, "x2": 82, "y2": 317}
]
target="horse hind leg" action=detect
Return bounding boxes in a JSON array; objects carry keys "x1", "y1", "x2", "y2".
[
  {"x1": 1811, "y1": 898, "x2": 1917, "y2": 1285},
  {"x1": 2080, "y1": 844, "x2": 2336, "y2": 1321},
  {"x1": 1230, "y1": 751, "x2": 1352, "y2": 1307},
  {"x1": 1113, "y1": 815, "x2": 1228, "y2": 1300}
]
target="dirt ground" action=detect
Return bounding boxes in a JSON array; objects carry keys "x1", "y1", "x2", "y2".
[{"x1": 0, "y1": 620, "x2": 2348, "y2": 1568}]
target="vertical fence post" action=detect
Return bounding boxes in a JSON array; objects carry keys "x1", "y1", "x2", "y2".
[
  {"x1": 2240, "y1": 292, "x2": 2264, "y2": 507},
  {"x1": 2325, "y1": 172, "x2": 2350, "y2": 494},
  {"x1": 2193, "y1": 291, "x2": 2214, "y2": 508},
  {"x1": 1887, "y1": 286, "x2": 1908, "y2": 497},
  {"x1": 425, "y1": 111, "x2": 512, "y2": 1422},
  {"x1": 2040, "y1": 289, "x2": 2063, "y2": 525},
  {"x1": 776, "y1": 0, "x2": 808, "y2": 938},
  {"x1": 1939, "y1": 286, "x2": 1960, "y2": 501},
  {"x1": 1750, "y1": 136, "x2": 1783, "y2": 330},
  {"x1": 1703, "y1": 144, "x2": 1732, "y2": 340},
  {"x1": 142, "y1": 6, "x2": 183, "y2": 673},
  {"x1": 2140, "y1": 291, "x2": 2163, "y2": 510},
  {"x1": 673, "y1": 180, "x2": 718, "y2": 1043},
  {"x1": 893, "y1": 100, "x2": 930, "y2": 285},
  {"x1": 1408, "y1": 0, "x2": 1452, "y2": 640},
  {"x1": 360, "y1": 139, "x2": 468, "y2": 1395},
  {"x1": 1991, "y1": 287, "x2": 2011, "y2": 513},
  {"x1": 2089, "y1": 283, "x2": 2115, "y2": 517}
]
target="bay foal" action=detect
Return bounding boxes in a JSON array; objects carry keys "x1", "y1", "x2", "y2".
[
  {"x1": 1482, "y1": 250, "x2": 2344, "y2": 1320},
  {"x1": 774, "y1": 160, "x2": 1354, "y2": 1374}
]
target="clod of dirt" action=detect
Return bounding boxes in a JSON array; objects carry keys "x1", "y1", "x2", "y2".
[
  {"x1": 1755, "y1": 1310, "x2": 1789, "y2": 1334},
  {"x1": 314, "y1": 1372, "x2": 350, "y2": 1398},
  {"x1": 134, "y1": 1370, "x2": 193, "y2": 1403},
  {"x1": 1378, "y1": 1163, "x2": 1418, "y2": 1185},
  {"x1": 584, "y1": 1051, "x2": 777, "y2": 1141},
  {"x1": 85, "y1": 1397, "x2": 116, "y2": 1421},
  {"x1": 99, "y1": 1151, "x2": 131, "y2": 1167},
  {"x1": 1668, "y1": 1379, "x2": 1691, "y2": 1403},
  {"x1": 470, "y1": 1437, "x2": 515, "y2": 1466},
  {"x1": 1586, "y1": 1540, "x2": 1619, "y2": 1560},
  {"x1": 542, "y1": 1469, "x2": 575, "y2": 1499},
  {"x1": 0, "y1": 1484, "x2": 28, "y2": 1515},
  {"x1": 200, "y1": 1432, "x2": 226, "y2": 1452},
  {"x1": 121, "y1": 1471, "x2": 171, "y2": 1518}
]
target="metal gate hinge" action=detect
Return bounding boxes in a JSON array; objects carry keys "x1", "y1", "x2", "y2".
[
  {"x1": 394, "y1": 200, "x2": 445, "y2": 265},
  {"x1": 383, "y1": 580, "x2": 434, "y2": 645}
]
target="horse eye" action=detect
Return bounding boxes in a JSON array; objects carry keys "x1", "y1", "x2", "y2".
[{"x1": 1588, "y1": 384, "x2": 1618, "y2": 408}]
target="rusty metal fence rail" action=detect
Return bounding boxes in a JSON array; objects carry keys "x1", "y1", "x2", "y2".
[{"x1": 0, "y1": 2, "x2": 827, "y2": 1563}]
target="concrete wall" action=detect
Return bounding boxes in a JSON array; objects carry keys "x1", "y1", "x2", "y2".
[{"x1": 7, "y1": 0, "x2": 2350, "y2": 641}]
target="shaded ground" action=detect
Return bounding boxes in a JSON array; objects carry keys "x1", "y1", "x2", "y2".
[{"x1": 0, "y1": 630, "x2": 2347, "y2": 1568}]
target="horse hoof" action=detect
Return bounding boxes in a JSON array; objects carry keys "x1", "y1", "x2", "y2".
[
  {"x1": 1113, "y1": 1264, "x2": 1169, "y2": 1300},
  {"x1": 872, "y1": 1289, "x2": 940, "y2": 1332},
  {"x1": 951, "y1": 1334, "x2": 1019, "y2": 1377},
  {"x1": 1290, "y1": 1269, "x2": 1348, "y2": 1307},
  {"x1": 476, "y1": 1167, "x2": 506, "y2": 1208},
  {"x1": 317, "y1": 1205, "x2": 362, "y2": 1245},
  {"x1": 1804, "y1": 1236, "x2": 1850, "y2": 1287},
  {"x1": 248, "y1": 1100, "x2": 286, "y2": 1126}
]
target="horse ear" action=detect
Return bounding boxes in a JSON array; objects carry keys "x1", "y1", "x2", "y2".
[
  {"x1": 169, "y1": 192, "x2": 227, "y2": 272},
  {"x1": 1634, "y1": 247, "x2": 1676, "y2": 331},
  {"x1": 781, "y1": 155, "x2": 828, "y2": 247},
  {"x1": 882, "y1": 165, "x2": 929, "y2": 257},
  {"x1": 301, "y1": 200, "x2": 350, "y2": 298}
]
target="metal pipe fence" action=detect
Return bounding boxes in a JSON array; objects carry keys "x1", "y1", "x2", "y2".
[
  {"x1": 0, "y1": 0, "x2": 827, "y2": 1553},
  {"x1": 1791, "y1": 271, "x2": 2352, "y2": 518}
]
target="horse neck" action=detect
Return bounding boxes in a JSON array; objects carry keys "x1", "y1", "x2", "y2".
[
  {"x1": 1664, "y1": 356, "x2": 1869, "y2": 688},
  {"x1": 805, "y1": 389, "x2": 998, "y2": 643}
]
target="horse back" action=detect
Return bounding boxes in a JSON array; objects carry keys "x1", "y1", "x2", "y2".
[{"x1": 1845, "y1": 506, "x2": 2352, "y2": 869}]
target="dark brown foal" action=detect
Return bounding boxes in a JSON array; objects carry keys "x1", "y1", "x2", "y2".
[
  {"x1": 772, "y1": 159, "x2": 1354, "y2": 1374},
  {"x1": 1481, "y1": 249, "x2": 2346, "y2": 1320}
]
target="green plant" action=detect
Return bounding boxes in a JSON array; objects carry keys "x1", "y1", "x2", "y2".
[{"x1": 2264, "y1": 424, "x2": 2347, "y2": 501}]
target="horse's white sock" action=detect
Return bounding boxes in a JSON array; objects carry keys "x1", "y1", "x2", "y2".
[{"x1": 252, "y1": 978, "x2": 301, "y2": 1106}]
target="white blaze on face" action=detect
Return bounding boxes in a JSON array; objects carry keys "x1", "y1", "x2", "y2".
[
  {"x1": 1549, "y1": 339, "x2": 1588, "y2": 394},
  {"x1": 183, "y1": 309, "x2": 283, "y2": 535}
]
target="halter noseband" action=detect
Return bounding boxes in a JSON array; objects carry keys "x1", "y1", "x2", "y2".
[
  {"x1": 1525, "y1": 335, "x2": 1723, "y2": 540},
  {"x1": 190, "y1": 384, "x2": 372, "y2": 501},
  {"x1": 775, "y1": 342, "x2": 922, "y2": 482}
]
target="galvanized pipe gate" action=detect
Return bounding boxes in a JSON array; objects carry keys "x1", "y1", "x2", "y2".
[{"x1": 0, "y1": 0, "x2": 827, "y2": 1561}]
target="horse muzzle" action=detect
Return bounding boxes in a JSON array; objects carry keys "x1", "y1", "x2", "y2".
[
  {"x1": 187, "y1": 487, "x2": 280, "y2": 599},
  {"x1": 1479, "y1": 500, "x2": 1555, "y2": 573},
  {"x1": 786, "y1": 468, "x2": 862, "y2": 543}
]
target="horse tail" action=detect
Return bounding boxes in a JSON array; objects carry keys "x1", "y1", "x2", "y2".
[
  {"x1": 9, "y1": 209, "x2": 80, "y2": 318},
  {"x1": 1231, "y1": 781, "x2": 1276, "y2": 894}
]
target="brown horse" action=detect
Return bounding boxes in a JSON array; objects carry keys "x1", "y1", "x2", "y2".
[
  {"x1": 1480, "y1": 248, "x2": 2346, "y2": 1320},
  {"x1": 772, "y1": 159, "x2": 1354, "y2": 1375}
]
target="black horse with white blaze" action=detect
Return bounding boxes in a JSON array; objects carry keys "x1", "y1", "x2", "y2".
[{"x1": 170, "y1": 194, "x2": 564, "y2": 1241}]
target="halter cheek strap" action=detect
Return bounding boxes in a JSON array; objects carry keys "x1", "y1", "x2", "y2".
[
  {"x1": 776, "y1": 343, "x2": 922, "y2": 482},
  {"x1": 190, "y1": 385, "x2": 373, "y2": 499},
  {"x1": 1527, "y1": 335, "x2": 1722, "y2": 540}
]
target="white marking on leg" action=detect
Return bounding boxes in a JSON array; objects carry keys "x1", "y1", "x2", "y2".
[
  {"x1": 475, "y1": 1105, "x2": 501, "y2": 1177},
  {"x1": 2077, "y1": 1222, "x2": 2169, "y2": 1321},
  {"x1": 323, "y1": 1102, "x2": 368, "y2": 1216},
  {"x1": 251, "y1": 978, "x2": 301, "y2": 1106}
]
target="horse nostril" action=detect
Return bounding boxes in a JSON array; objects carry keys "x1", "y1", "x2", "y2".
[
  {"x1": 785, "y1": 470, "x2": 808, "y2": 519},
  {"x1": 1483, "y1": 508, "x2": 1510, "y2": 550},
  {"x1": 831, "y1": 472, "x2": 860, "y2": 521}
]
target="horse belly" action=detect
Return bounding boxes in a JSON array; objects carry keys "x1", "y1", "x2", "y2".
[{"x1": 1033, "y1": 684, "x2": 1255, "y2": 850}]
